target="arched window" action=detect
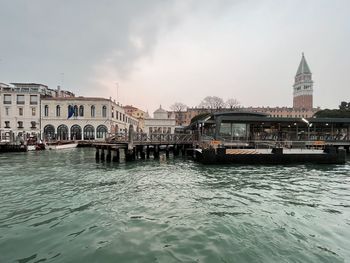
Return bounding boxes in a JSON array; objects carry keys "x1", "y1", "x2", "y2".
[
  {"x1": 102, "y1": 106, "x2": 107, "y2": 118},
  {"x1": 56, "y1": 105, "x2": 61, "y2": 117},
  {"x1": 83, "y1": 125, "x2": 95, "y2": 140},
  {"x1": 44, "y1": 105, "x2": 49, "y2": 117},
  {"x1": 70, "y1": 125, "x2": 82, "y2": 140},
  {"x1": 43, "y1": 124, "x2": 55, "y2": 140},
  {"x1": 96, "y1": 125, "x2": 108, "y2": 139},
  {"x1": 79, "y1": 105, "x2": 84, "y2": 117},
  {"x1": 73, "y1": 105, "x2": 78, "y2": 117},
  {"x1": 57, "y1": 124, "x2": 68, "y2": 140},
  {"x1": 91, "y1": 105, "x2": 95, "y2": 117}
]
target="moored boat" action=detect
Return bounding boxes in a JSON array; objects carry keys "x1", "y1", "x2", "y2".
[{"x1": 46, "y1": 141, "x2": 78, "y2": 150}]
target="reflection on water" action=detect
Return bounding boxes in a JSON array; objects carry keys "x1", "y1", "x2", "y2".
[{"x1": 0, "y1": 149, "x2": 349, "y2": 262}]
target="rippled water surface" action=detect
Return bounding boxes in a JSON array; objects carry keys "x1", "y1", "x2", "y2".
[{"x1": 0, "y1": 148, "x2": 350, "y2": 263}]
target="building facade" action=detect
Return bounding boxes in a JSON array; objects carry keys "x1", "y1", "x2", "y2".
[
  {"x1": 41, "y1": 97, "x2": 139, "y2": 141},
  {"x1": 0, "y1": 83, "x2": 68, "y2": 141},
  {"x1": 123, "y1": 105, "x2": 148, "y2": 131},
  {"x1": 144, "y1": 105, "x2": 176, "y2": 134},
  {"x1": 293, "y1": 53, "x2": 313, "y2": 109}
]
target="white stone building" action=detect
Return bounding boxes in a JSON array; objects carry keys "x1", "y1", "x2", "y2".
[
  {"x1": 144, "y1": 105, "x2": 176, "y2": 135},
  {"x1": 0, "y1": 83, "x2": 59, "y2": 141},
  {"x1": 41, "y1": 97, "x2": 139, "y2": 141}
]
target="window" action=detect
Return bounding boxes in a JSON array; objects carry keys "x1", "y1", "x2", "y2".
[
  {"x1": 71, "y1": 125, "x2": 82, "y2": 140},
  {"x1": 3, "y1": 94, "x2": 11, "y2": 104},
  {"x1": 31, "y1": 121, "x2": 36, "y2": 129},
  {"x1": 116, "y1": 111, "x2": 119, "y2": 120},
  {"x1": 112, "y1": 110, "x2": 114, "y2": 118},
  {"x1": 79, "y1": 105, "x2": 84, "y2": 116},
  {"x1": 91, "y1": 105, "x2": 95, "y2": 117},
  {"x1": 32, "y1": 107, "x2": 36, "y2": 116},
  {"x1": 83, "y1": 125, "x2": 95, "y2": 140},
  {"x1": 56, "y1": 105, "x2": 60, "y2": 117},
  {"x1": 5, "y1": 121, "x2": 10, "y2": 128},
  {"x1": 44, "y1": 105, "x2": 49, "y2": 116},
  {"x1": 19, "y1": 108, "x2": 23, "y2": 116},
  {"x1": 30, "y1": 95, "x2": 38, "y2": 105},
  {"x1": 5, "y1": 107, "x2": 9, "y2": 116},
  {"x1": 17, "y1": 121, "x2": 23, "y2": 128},
  {"x1": 96, "y1": 125, "x2": 108, "y2": 139},
  {"x1": 102, "y1": 106, "x2": 107, "y2": 118},
  {"x1": 74, "y1": 105, "x2": 78, "y2": 117},
  {"x1": 17, "y1": 95, "x2": 25, "y2": 104}
]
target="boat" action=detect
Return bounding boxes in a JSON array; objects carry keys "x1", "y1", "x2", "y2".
[
  {"x1": 46, "y1": 141, "x2": 78, "y2": 150},
  {"x1": 26, "y1": 137, "x2": 46, "y2": 151}
]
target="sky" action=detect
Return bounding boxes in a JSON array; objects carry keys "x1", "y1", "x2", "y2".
[{"x1": 0, "y1": 0, "x2": 349, "y2": 113}]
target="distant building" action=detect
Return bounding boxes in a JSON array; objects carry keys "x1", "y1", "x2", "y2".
[
  {"x1": 293, "y1": 53, "x2": 313, "y2": 109},
  {"x1": 144, "y1": 105, "x2": 176, "y2": 134},
  {"x1": 123, "y1": 105, "x2": 148, "y2": 131},
  {"x1": 0, "y1": 83, "x2": 68, "y2": 141},
  {"x1": 41, "y1": 97, "x2": 139, "y2": 141}
]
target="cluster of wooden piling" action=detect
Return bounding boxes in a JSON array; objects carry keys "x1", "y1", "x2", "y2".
[{"x1": 95, "y1": 144, "x2": 190, "y2": 162}]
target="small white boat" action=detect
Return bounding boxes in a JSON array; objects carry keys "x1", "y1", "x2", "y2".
[{"x1": 46, "y1": 142, "x2": 78, "y2": 150}]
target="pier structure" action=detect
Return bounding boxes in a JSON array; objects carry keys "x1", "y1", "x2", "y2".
[
  {"x1": 93, "y1": 129, "x2": 194, "y2": 162},
  {"x1": 189, "y1": 111, "x2": 350, "y2": 153}
]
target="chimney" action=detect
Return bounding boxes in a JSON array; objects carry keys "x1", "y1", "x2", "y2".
[{"x1": 57, "y1": 85, "x2": 61, "y2": 97}]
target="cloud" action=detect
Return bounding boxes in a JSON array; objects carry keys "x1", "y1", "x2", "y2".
[{"x1": 1, "y1": 0, "x2": 349, "y2": 113}]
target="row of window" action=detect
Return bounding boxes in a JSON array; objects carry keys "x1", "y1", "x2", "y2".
[
  {"x1": 4, "y1": 121, "x2": 37, "y2": 129},
  {"x1": 43, "y1": 105, "x2": 136, "y2": 125},
  {"x1": 3, "y1": 94, "x2": 38, "y2": 105},
  {"x1": 270, "y1": 114, "x2": 309, "y2": 118},
  {"x1": 43, "y1": 124, "x2": 108, "y2": 140},
  {"x1": 4, "y1": 107, "x2": 36, "y2": 116},
  {"x1": 149, "y1": 127, "x2": 172, "y2": 134}
]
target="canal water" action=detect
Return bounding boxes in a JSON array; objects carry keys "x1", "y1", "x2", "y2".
[{"x1": 0, "y1": 148, "x2": 349, "y2": 263}]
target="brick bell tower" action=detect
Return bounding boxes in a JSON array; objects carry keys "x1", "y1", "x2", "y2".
[{"x1": 293, "y1": 53, "x2": 313, "y2": 109}]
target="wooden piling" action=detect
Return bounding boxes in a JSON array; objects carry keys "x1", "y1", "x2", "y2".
[
  {"x1": 146, "y1": 145, "x2": 150, "y2": 159},
  {"x1": 106, "y1": 147, "x2": 112, "y2": 163},
  {"x1": 100, "y1": 148, "x2": 105, "y2": 162},
  {"x1": 95, "y1": 148, "x2": 100, "y2": 161},
  {"x1": 112, "y1": 148, "x2": 120, "y2": 162}
]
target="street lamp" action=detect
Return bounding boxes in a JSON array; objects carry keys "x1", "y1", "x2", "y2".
[{"x1": 302, "y1": 118, "x2": 310, "y2": 141}]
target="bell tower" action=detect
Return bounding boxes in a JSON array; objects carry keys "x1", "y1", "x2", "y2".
[{"x1": 293, "y1": 53, "x2": 313, "y2": 109}]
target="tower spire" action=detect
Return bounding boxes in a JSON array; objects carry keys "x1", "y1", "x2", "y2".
[{"x1": 293, "y1": 53, "x2": 313, "y2": 109}]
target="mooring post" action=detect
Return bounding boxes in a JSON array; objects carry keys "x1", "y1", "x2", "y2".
[
  {"x1": 112, "y1": 148, "x2": 120, "y2": 162},
  {"x1": 106, "y1": 147, "x2": 112, "y2": 163},
  {"x1": 154, "y1": 145, "x2": 159, "y2": 159},
  {"x1": 165, "y1": 145, "x2": 170, "y2": 158},
  {"x1": 100, "y1": 147, "x2": 105, "y2": 162},
  {"x1": 173, "y1": 145, "x2": 179, "y2": 157},
  {"x1": 146, "y1": 145, "x2": 150, "y2": 159},
  {"x1": 95, "y1": 147, "x2": 100, "y2": 161},
  {"x1": 140, "y1": 146, "x2": 146, "y2": 159},
  {"x1": 181, "y1": 145, "x2": 186, "y2": 156},
  {"x1": 133, "y1": 147, "x2": 136, "y2": 160}
]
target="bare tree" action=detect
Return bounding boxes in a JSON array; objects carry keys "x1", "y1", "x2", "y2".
[
  {"x1": 226, "y1": 98, "x2": 240, "y2": 108},
  {"x1": 170, "y1": 102, "x2": 188, "y2": 126},
  {"x1": 170, "y1": 102, "x2": 188, "y2": 112},
  {"x1": 198, "y1": 96, "x2": 225, "y2": 109}
]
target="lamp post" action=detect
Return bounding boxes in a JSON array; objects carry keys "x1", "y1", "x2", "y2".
[{"x1": 302, "y1": 118, "x2": 310, "y2": 141}]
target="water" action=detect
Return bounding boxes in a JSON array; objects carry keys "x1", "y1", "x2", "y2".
[{"x1": 0, "y1": 148, "x2": 349, "y2": 263}]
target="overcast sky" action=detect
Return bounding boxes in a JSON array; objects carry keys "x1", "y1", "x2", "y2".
[{"x1": 1, "y1": 0, "x2": 349, "y2": 113}]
